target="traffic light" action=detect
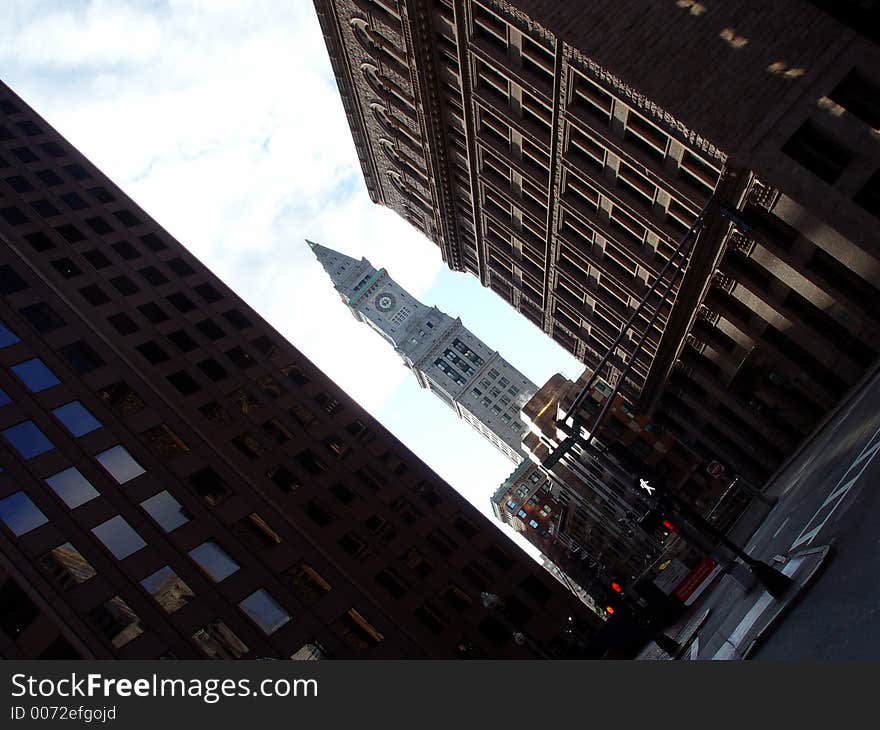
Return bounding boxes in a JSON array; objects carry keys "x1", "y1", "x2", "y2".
[{"x1": 610, "y1": 581, "x2": 622, "y2": 593}]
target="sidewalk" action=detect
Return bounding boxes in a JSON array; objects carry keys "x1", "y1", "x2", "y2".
[
  {"x1": 635, "y1": 363, "x2": 880, "y2": 660},
  {"x1": 637, "y1": 543, "x2": 831, "y2": 660}
]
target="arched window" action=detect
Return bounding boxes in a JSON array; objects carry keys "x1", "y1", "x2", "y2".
[{"x1": 371, "y1": 103, "x2": 421, "y2": 152}]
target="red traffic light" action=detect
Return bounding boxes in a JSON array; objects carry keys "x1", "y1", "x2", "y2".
[
  {"x1": 611, "y1": 581, "x2": 622, "y2": 593},
  {"x1": 605, "y1": 605, "x2": 615, "y2": 615},
  {"x1": 662, "y1": 519, "x2": 676, "y2": 532}
]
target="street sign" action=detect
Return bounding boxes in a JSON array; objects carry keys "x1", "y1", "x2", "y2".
[
  {"x1": 653, "y1": 558, "x2": 690, "y2": 595},
  {"x1": 672, "y1": 557, "x2": 717, "y2": 603},
  {"x1": 706, "y1": 461, "x2": 725, "y2": 478}
]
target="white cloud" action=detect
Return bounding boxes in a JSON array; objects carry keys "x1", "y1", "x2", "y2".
[{"x1": 0, "y1": 0, "x2": 579, "y2": 563}]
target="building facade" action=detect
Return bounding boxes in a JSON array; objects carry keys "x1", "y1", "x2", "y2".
[
  {"x1": 310, "y1": 240, "x2": 537, "y2": 462},
  {"x1": 314, "y1": 0, "x2": 880, "y2": 483},
  {"x1": 492, "y1": 370, "x2": 732, "y2": 606},
  {"x1": 0, "y1": 79, "x2": 600, "y2": 660}
]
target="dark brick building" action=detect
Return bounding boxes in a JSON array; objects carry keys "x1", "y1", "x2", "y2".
[
  {"x1": 314, "y1": 0, "x2": 880, "y2": 484},
  {"x1": 0, "y1": 78, "x2": 598, "y2": 660}
]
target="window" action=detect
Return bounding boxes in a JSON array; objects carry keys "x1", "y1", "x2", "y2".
[
  {"x1": 86, "y1": 595, "x2": 144, "y2": 648},
  {"x1": 260, "y1": 417, "x2": 293, "y2": 444},
  {"x1": 113, "y1": 209, "x2": 142, "y2": 228},
  {"x1": 298, "y1": 449, "x2": 327, "y2": 475},
  {"x1": 403, "y1": 546, "x2": 433, "y2": 576},
  {"x1": 11, "y1": 357, "x2": 60, "y2": 392},
  {"x1": 331, "y1": 609, "x2": 383, "y2": 650},
  {"x1": 232, "y1": 433, "x2": 265, "y2": 459},
  {"x1": 140, "y1": 232, "x2": 166, "y2": 251},
  {"x1": 290, "y1": 642, "x2": 327, "y2": 660},
  {"x1": 239, "y1": 589, "x2": 291, "y2": 634},
  {"x1": 257, "y1": 375, "x2": 285, "y2": 398},
  {"x1": 51, "y1": 258, "x2": 82, "y2": 279},
  {"x1": 3, "y1": 420, "x2": 55, "y2": 459},
  {"x1": 108, "y1": 312, "x2": 139, "y2": 335},
  {"x1": 0, "y1": 387, "x2": 10, "y2": 406},
  {"x1": 167, "y1": 257, "x2": 195, "y2": 277},
  {"x1": 443, "y1": 584, "x2": 472, "y2": 611},
  {"x1": 167, "y1": 329, "x2": 198, "y2": 352},
  {"x1": 414, "y1": 604, "x2": 448, "y2": 634},
  {"x1": 97, "y1": 381, "x2": 145, "y2": 417},
  {"x1": 20, "y1": 302, "x2": 65, "y2": 333},
  {"x1": 83, "y1": 249, "x2": 112, "y2": 269},
  {"x1": 251, "y1": 335, "x2": 277, "y2": 357},
  {"x1": 167, "y1": 370, "x2": 201, "y2": 396},
  {"x1": 141, "y1": 424, "x2": 190, "y2": 458},
  {"x1": 167, "y1": 292, "x2": 196, "y2": 313},
  {"x1": 0, "y1": 580, "x2": 40, "y2": 638},
  {"x1": 330, "y1": 482, "x2": 357, "y2": 505},
  {"x1": 267, "y1": 465, "x2": 299, "y2": 493},
  {"x1": 45, "y1": 467, "x2": 100, "y2": 509},
  {"x1": 188, "y1": 467, "x2": 232, "y2": 505},
  {"x1": 305, "y1": 499, "x2": 334, "y2": 527},
  {"x1": 39, "y1": 542, "x2": 97, "y2": 588},
  {"x1": 59, "y1": 342, "x2": 104, "y2": 373},
  {"x1": 197, "y1": 358, "x2": 228, "y2": 382},
  {"x1": 425, "y1": 529, "x2": 457, "y2": 558},
  {"x1": 141, "y1": 566, "x2": 195, "y2": 614},
  {"x1": 282, "y1": 562, "x2": 331, "y2": 602},
  {"x1": 0, "y1": 491, "x2": 48, "y2": 535},
  {"x1": 189, "y1": 541, "x2": 240, "y2": 582},
  {"x1": 110, "y1": 275, "x2": 140, "y2": 296},
  {"x1": 484, "y1": 544, "x2": 514, "y2": 570},
  {"x1": 337, "y1": 532, "x2": 366, "y2": 558},
  {"x1": 95, "y1": 445, "x2": 146, "y2": 484},
  {"x1": 231, "y1": 513, "x2": 282, "y2": 551},
  {"x1": 222, "y1": 309, "x2": 252, "y2": 330},
  {"x1": 138, "y1": 265, "x2": 168, "y2": 286},
  {"x1": 0, "y1": 321, "x2": 20, "y2": 348},
  {"x1": 375, "y1": 567, "x2": 409, "y2": 599},
  {"x1": 55, "y1": 223, "x2": 85, "y2": 243},
  {"x1": 828, "y1": 69, "x2": 880, "y2": 129},
  {"x1": 225, "y1": 345, "x2": 255, "y2": 369},
  {"x1": 192, "y1": 619, "x2": 249, "y2": 659},
  {"x1": 137, "y1": 341, "x2": 169, "y2": 365},
  {"x1": 452, "y1": 513, "x2": 480, "y2": 539},
  {"x1": 194, "y1": 282, "x2": 223, "y2": 303},
  {"x1": 199, "y1": 401, "x2": 229, "y2": 422},
  {"x1": 51, "y1": 401, "x2": 102, "y2": 437},
  {"x1": 111, "y1": 241, "x2": 139, "y2": 260},
  {"x1": 282, "y1": 362, "x2": 310, "y2": 385},
  {"x1": 140, "y1": 490, "x2": 190, "y2": 532},
  {"x1": 138, "y1": 302, "x2": 169, "y2": 324},
  {"x1": 86, "y1": 216, "x2": 114, "y2": 235},
  {"x1": 782, "y1": 121, "x2": 853, "y2": 183},
  {"x1": 91, "y1": 516, "x2": 146, "y2": 560},
  {"x1": 0, "y1": 266, "x2": 28, "y2": 295},
  {"x1": 520, "y1": 574, "x2": 552, "y2": 604}
]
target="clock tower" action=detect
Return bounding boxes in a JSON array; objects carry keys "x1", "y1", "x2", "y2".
[{"x1": 308, "y1": 240, "x2": 538, "y2": 463}]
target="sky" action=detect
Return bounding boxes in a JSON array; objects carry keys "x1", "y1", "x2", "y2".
[{"x1": 0, "y1": 0, "x2": 585, "y2": 559}]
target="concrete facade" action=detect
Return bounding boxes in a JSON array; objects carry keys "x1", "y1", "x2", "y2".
[{"x1": 310, "y1": 240, "x2": 537, "y2": 462}]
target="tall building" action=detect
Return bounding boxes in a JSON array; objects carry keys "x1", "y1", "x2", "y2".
[
  {"x1": 0, "y1": 79, "x2": 600, "y2": 659},
  {"x1": 314, "y1": 0, "x2": 880, "y2": 483},
  {"x1": 310, "y1": 239, "x2": 537, "y2": 463},
  {"x1": 492, "y1": 371, "x2": 729, "y2": 607}
]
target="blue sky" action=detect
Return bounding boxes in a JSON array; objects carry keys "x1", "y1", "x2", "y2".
[{"x1": 0, "y1": 0, "x2": 584, "y2": 558}]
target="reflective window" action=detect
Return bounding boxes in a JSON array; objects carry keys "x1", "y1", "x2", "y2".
[
  {"x1": 188, "y1": 541, "x2": 240, "y2": 582},
  {"x1": 45, "y1": 466, "x2": 100, "y2": 509},
  {"x1": 39, "y1": 542, "x2": 98, "y2": 587},
  {"x1": 140, "y1": 565, "x2": 195, "y2": 614},
  {"x1": 11, "y1": 357, "x2": 60, "y2": 392},
  {"x1": 91, "y1": 515, "x2": 146, "y2": 560},
  {"x1": 0, "y1": 386, "x2": 10, "y2": 406},
  {"x1": 0, "y1": 491, "x2": 48, "y2": 535},
  {"x1": 95, "y1": 445, "x2": 145, "y2": 484},
  {"x1": 290, "y1": 641, "x2": 328, "y2": 660},
  {"x1": 192, "y1": 619, "x2": 249, "y2": 659},
  {"x1": 239, "y1": 589, "x2": 291, "y2": 635},
  {"x1": 86, "y1": 595, "x2": 144, "y2": 648},
  {"x1": 2, "y1": 420, "x2": 55, "y2": 459},
  {"x1": 140, "y1": 491, "x2": 190, "y2": 532},
  {"x1": 0, "y1": 320, "x2": 20, "y2": 348},
  {"x1": 51, "y1": 401, "x2": 102, "y2": 437}
]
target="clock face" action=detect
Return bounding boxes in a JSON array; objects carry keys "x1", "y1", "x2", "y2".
[{"x1": 375, "y1": 292, "x2": 397, "y2": 312}]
